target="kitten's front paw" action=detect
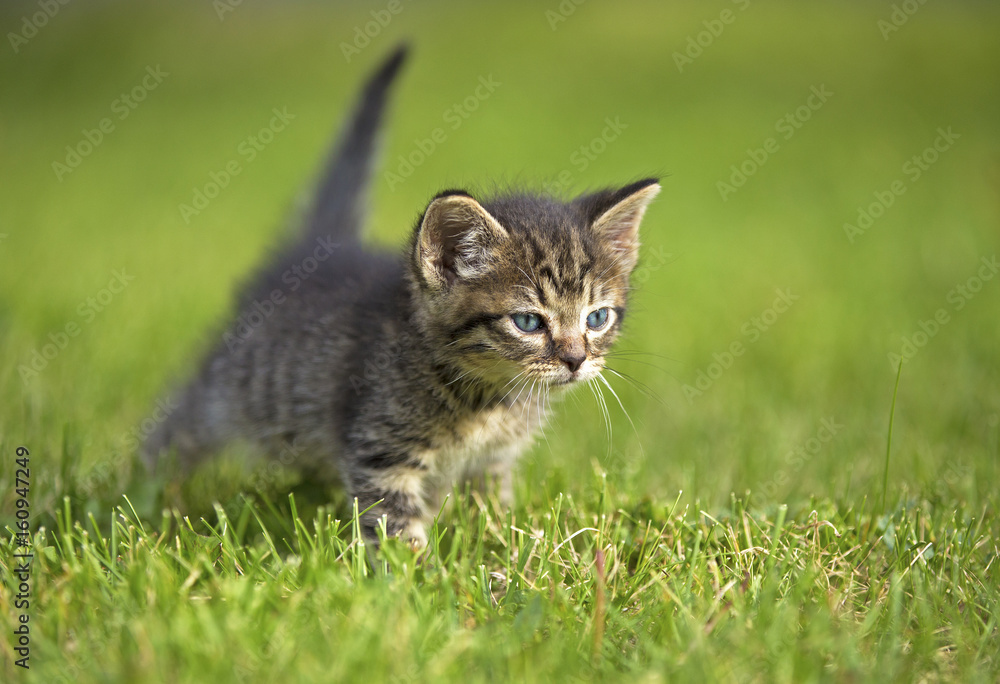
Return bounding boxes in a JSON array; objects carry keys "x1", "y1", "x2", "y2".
[{"x1": 398, "y1": 519, "x2": 428, "y2": 553}]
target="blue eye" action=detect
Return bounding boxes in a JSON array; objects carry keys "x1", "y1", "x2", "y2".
[
  {"x1": 511, "y1": 312, "x2": 543, "y2": 332},
  {"x1": 587, "y1": 308, "x2": 610, "y2": 330}
]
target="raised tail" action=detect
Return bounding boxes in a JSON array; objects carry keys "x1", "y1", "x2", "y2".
[{"x1": 303, "y1": 44, "x2": 408, "y2": 242}]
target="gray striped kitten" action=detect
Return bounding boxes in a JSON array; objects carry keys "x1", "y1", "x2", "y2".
[{"x1": 144, "y1": 47, "x2": 660, "y2": 550}]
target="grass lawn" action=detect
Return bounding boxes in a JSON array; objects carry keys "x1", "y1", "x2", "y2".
[{"x1": 1, "y1": 0, "x2": 999, "y2": 681}]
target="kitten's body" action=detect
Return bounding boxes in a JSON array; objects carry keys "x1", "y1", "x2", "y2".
[{"x1": 144, "y1": 47, "x2": 659, "y2": 548}]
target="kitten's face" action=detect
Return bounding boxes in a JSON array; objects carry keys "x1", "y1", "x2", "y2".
[
  {"x1": 448, "y1": 233, "x2": 628, "y2": 388},
  {"x1": 412, "y1": 180, "x2": 660, "y2": 394}
]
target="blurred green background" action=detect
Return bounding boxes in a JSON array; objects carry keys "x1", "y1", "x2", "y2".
[{"x1": 1, "y1": 0, "x2": 998, "y2": 516}]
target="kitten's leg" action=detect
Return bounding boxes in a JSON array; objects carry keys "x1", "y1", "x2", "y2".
[
  {"x1": 484, "y1": 459, "x2": 514, "y2": 507},
  {"x1": 465, "y1": 444, "x2": 522, "y2": 508},
  {"x1": 349, "y1": 465, "x2": 431, "y2": 551}
]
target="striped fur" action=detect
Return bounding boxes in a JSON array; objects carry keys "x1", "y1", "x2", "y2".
[{"x1": 143, "y1": 47, "x2": 660, "y2": 550}]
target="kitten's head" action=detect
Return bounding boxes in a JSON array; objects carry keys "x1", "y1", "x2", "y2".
[{"x1": 410, "y1": 179, "x2": 660, "y2": 394}]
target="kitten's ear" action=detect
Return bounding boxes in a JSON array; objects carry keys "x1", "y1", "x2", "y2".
[
  {"x1": 416, "y1": 191, "x2": 509, "y2": 289},
  {"x1": 578, "y1": 178, "x2": 660, "y2": 272}
]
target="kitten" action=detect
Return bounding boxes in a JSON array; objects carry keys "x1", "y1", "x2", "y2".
[{"x1": 143, "y1": 46, "x2": 660, "y2": 550}]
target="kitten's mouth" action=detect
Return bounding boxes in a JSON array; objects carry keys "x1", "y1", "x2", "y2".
[
  {"x1": 494, "y1": 365, "x2": 598, "y2": 391},
  {"x1": 547, "y1": 370, "x2": 593, "y2": 387}
]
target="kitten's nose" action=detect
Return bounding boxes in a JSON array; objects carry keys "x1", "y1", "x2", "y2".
[{"x1": 560, "y1": 352, "x2": 586, "y2": 373}]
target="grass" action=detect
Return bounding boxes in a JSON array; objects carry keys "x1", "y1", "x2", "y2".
[
  {"x1": 3, "y1": 483, "x2": 998, "y2": 682},
  {"x1": 1, "y1": 0, "x2": 999, "y2": 681}
]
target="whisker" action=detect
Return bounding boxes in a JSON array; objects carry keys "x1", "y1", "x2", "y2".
[
  {"x1": 605, "y1": 349, "x2": 682, "y2": 364},
  {"x1": 472, "y1": 372, "x2": 528, "y2": 446},
  {"x1": 509, "y1": 374, "x2": 534, "y2": 411},
  {"x1": 598, "y1": 372, "x2": 645, "y2": 458},
  {"x1": 496, "y1": 373, "x2": 527, "y2": 406},
  {"x1": 604, "y1": 367, "x2": 667, "y2": 407},
  {"x1": 595, "y1": 251, "x2": 627, "y2": 280},
  {"x1": 603, "y1": 355, "x2": 673, "y2": 375},
  {"x1": 589, "y1": 377, "x2": 613, "y2": 459},
  {"x1": 454, "y1": 359, "x2": 506, "y2": 404},
  {"x1": 445, "y1": 367, "x2": 478, "y2": 386},
  {"x1": 535, "y1": 381, "x2": 543, "y2": 430},
  {"x1": 515, "y1": 265, "x2": 540, "y2": 291},
  {"x1": 519, "y1": 378, "x2": 537, "y2": 419}
]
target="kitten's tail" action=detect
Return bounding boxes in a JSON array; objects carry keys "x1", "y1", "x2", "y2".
[{"x1": 303, "y1": 44, "x2": 408, "y2": 242}]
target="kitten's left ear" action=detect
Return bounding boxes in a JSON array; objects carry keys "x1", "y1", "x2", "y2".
[{"x1": 578, "y1": 178, "x2": 660, "y2": 272}]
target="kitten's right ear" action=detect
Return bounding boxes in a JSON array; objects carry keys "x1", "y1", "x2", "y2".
[{"x1": 416, "y1": 192, "x2": 508, "y2": 289}]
